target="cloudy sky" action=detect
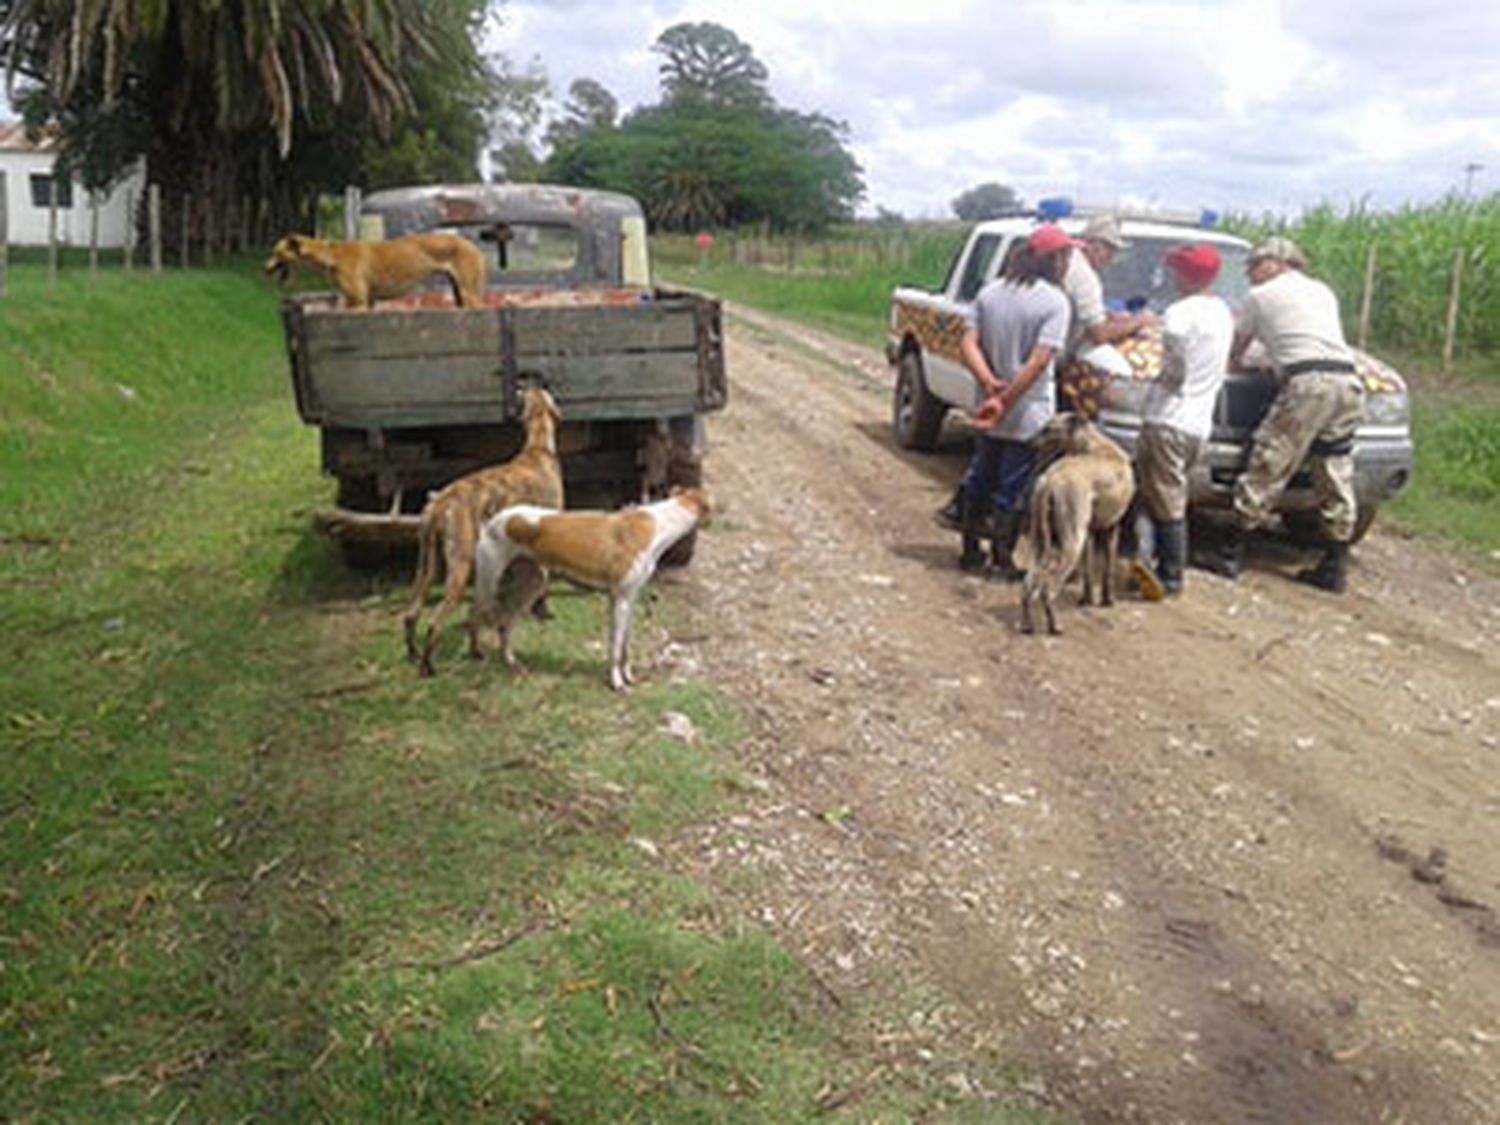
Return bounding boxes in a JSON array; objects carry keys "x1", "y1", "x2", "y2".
[{"x1": 489, "y1": 0, "x2": 1500, "y2": 220}]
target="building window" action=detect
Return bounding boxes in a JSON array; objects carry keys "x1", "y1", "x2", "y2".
[{"x1": 30, "y1": 173, "x2": 74, "y2": 209}]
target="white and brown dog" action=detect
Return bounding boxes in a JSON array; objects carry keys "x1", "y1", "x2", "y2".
[
  {"x1": 265, "y1": 231, "x2": 486, "y2": 309},
  {"x1": 404, "y1": 387, "x2": 564, "y2": 677},
  {"x1": 470, "y1": 489, "x2": 712, "y2": 691}
]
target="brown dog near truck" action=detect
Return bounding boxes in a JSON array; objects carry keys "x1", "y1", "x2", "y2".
[
  {"x1": 1013, "y1": 413, "x2": 1135, "y2": 635},
  {"x1": 403, "y1": 387, "x2": 564, "y2": 676},
  {"x1": 265, "y1": 231, "x2": 486, "y2": 309}
]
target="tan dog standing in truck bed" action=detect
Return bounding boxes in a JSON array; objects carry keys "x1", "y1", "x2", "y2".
[
  {"x1": 404, "y1": 387, "x2": 564, "y2": 676},
  {"x1": 265, "y1": 231, "x2": 486, "y2": 309},
  {"x1": 470, "y1": 489, "x2": 712, "y2": 692}
]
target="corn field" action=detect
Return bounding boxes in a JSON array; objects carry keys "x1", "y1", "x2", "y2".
[
  {"x1": 1228, "y1": 194, "x2": 1500, "y2": 358},
  {"x1": 659, "y1": 198, "x2": 1500, "y2": 363}
]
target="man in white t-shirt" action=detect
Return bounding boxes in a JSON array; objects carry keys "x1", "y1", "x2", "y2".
[
  {"x1": 1129, "y1": 244, "x2": 1233, "y2": 598},
  {"x1": 1202, "y1": 237, "x2": 1365, "y2": 593}
]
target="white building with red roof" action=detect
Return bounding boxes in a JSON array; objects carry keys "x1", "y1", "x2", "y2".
[{"x1": 0, "y1": 122, "x2": 145, "y2": 248}]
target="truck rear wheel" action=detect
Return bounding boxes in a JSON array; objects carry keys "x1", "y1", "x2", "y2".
[{"x1": 893, "y1": 349, "x2": 945, "y2": 451}]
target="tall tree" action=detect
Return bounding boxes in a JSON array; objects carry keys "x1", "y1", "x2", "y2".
[
  {"x1": 486, "y1": 52, "x2": 549, "y2": 182},
  {"x1": 652, "y1": 22, "x2": 769, "y2": 108},
  {"x1": 951, "y1": 181, "x2": 1022, "y2": 221},
  {"x1": 543, "y1": 76, "x2": 617, "y2": 150}
]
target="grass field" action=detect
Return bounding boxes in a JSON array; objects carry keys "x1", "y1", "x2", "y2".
[
  {"x1": 657, "y1": 220, "x2": 1500, "y2": 569},
  {"x1": 1, "y1": 261, "x2": 1044, "y2": 1121}
]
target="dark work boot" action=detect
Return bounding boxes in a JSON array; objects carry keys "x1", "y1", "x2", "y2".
[
  {"x1": 1295, "y1": 540, "x2": 1350, "y2": 594},
  {"x1": 1196, "y1": 524, "x2": 1244, "y2": 579},
  {"x1": 1156, "y1": 519, "x2": 1188, "y2": 595},
  {"x1": 987, "y1": 510, "x2": 1024, "y2": 582},
  {"x1": 935, "y1": 484, "x2": 965, "y2": 531},
  {"x1": 958, "y1": 492, "x2": 987, "y2": 572}
]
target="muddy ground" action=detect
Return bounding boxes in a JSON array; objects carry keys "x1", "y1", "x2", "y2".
[{"x1": 653, "y1": 307, "x2": 1500, "y2": 1124}]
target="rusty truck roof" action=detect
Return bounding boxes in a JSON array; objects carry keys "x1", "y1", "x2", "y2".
[{"x1": 360, "y1": 183, "x2": 644, "y2": 231}]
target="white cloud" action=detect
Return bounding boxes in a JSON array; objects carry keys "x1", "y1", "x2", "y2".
[{"x1": 491, "y1": 0, "x2": 1500, "y2": 218}]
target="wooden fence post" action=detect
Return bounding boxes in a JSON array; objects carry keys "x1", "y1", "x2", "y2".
[
  {"x1": 1441, "y1": 246, "x2": 1464, "y2": 377},
  {"x1": 181, "y1": 192, "x2": 192, "y2": 269},
  {"x1": 149, "y1": 184, "x2": 162, "y2": 272},
  {"x1": 89, "y1": 191, "x2": 100, "y2": 278},
  {"x1": 123, "y1": 189, "x2": 135, "y2": 272},
  {"x1": 47, "y1": 182, "x2": 58, "y2": 290},
  {"x1": 344, "y1": 185, "x2": 361, "y2": 241},
  {"x1": 204, "y1": 202, "x2": 215, "y2": 267},
  {"x1": 1357, "y1": 242, "x2": 1377, "y2": 351},
  {"x1": 0, "y1": 170, "x2": 8, "y2": 300},
  {"x1": 241, "y1": 195, "x2": 252, "y2": 251}
]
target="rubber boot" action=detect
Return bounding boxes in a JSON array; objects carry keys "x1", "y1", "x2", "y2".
[
  {"x1": 1295, "y1": 540, "x2": 1349, "y2": 594},
  {"x1": 958, "y1": 491, "x2": 987, "y2": 572},
  {"x1": 1197, "y1": 524, "x2": 1244, "y2": 579},
  {"x1": 1156, "y1": 519, "x2": 1188, "y2": 595},
  {"x1": 987, "y1": 509, "x2": 1024, "y2": 582},
  {"x1": 935, "y1": 484, "x2": 965, "y2": 532}
]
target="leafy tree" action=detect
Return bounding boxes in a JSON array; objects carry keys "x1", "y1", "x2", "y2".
[
  {"x1": 951, "y1": 181, "x2": 1022, "y2": 221},
  {"x1": 487, "y1": 52, "x2": 550, "y2": 182},
  {"x1": 1, "y1": 0, "x2": 493, "y2": 237},
  {"x1": 653, "y1": 22, "x2": 769, "y2": 108},
  {"x1": 544, "y1": 77, "x2": 617, "y2": 150},
  {"x1": 541, "y1": 24, "x2": 863, "y2": 232}
]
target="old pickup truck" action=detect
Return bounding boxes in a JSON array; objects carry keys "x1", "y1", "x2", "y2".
[
  {"x1": 280, "y1": 183, "x2": 726, "y2": 562},
  {"x1": 886, "y1": 205, "x2": 1413, "y2": 542}
]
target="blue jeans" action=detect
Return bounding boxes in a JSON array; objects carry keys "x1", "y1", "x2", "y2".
[{"x1": 961, "y1": 437, "x2": 1037, "y2": 518}]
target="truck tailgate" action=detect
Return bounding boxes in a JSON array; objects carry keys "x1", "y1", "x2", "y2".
[{"x1": 284, "y1": 291, "x2": 725, "y2": 428}]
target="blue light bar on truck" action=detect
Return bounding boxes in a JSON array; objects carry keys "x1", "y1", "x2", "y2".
[{"x1": 1037, "y1": 197, "x2": 1074, "y2": 221}]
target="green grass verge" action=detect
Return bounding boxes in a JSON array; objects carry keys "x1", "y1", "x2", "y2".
[{"x1": 2, "y1": 262, "x2": 1044, "y2": 1121}]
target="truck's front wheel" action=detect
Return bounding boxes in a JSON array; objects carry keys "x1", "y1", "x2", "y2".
[{"x1": 893, "y1": 349, "x2": 945, "y2": 451}]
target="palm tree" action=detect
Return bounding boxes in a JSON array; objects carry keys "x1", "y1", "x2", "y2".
[
  {"x1": 2, "y1": 0, "x2": 452, "y2": 155},
  {"x1": 1, "y1": 0, "x2": 487, "y2": 236}
]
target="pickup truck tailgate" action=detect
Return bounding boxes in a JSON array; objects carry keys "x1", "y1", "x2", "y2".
[{"x1": 284, "y1": 290, "x2": 725, "y2": 428}]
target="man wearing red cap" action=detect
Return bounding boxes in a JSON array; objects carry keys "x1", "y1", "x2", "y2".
[
  {"x1": 953, "y1": 224, "x2": 1076, "y2": 574},
  {"x1": 1129, "y1": 244, "x2": 1233, "y2": 598}
]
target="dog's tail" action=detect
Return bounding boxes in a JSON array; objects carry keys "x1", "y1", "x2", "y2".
[{"x1": 1012, "y1": 497, "x2": 1041, "y2": 572}]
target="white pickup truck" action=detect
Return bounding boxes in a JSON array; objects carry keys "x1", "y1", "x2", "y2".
[{"x1": 885, "y1": 207, "x2": 1414, "y2": 542}]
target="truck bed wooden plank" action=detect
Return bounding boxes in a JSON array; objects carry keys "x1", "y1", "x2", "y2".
[
  {"x1": 306, "y1": 352, "x2": 705, "y2": 428},
  {"x1": 300, "y1": 302, "x2": 700, "y2": 364}
]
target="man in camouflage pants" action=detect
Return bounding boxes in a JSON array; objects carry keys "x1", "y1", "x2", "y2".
[{"x1": 1204, "y1": 237, "x2": 1365, "y2": 593}]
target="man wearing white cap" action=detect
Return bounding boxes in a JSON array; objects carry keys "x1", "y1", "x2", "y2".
[
  {"x1": 1202, "y1": 237, "x2": 1365, "y2": 593},
  {"x1": 1062, "y1": 213, "x2": 1157, "y2": 354}
]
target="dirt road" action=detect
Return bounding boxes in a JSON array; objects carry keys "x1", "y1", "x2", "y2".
[{"x1": 661, "y1": 306, "x2": 1500, "y2": 1123}]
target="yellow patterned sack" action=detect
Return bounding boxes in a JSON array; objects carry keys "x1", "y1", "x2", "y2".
[{"x1": 1059, "y1": 326, "x2": 1164, "y2": 418}]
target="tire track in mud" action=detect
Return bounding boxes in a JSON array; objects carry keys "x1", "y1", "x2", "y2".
[{"x1": 666, "y1": 312, "x2": 1500, "y2": 1123}]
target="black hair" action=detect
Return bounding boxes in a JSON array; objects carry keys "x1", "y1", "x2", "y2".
[{"x1": 1002, "y1": 242, "x2": 1069, "y2": 287}]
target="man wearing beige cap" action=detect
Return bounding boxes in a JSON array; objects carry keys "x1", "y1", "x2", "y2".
[
  {"x1": 1062, "y1": 213, "x2": 1157, "y2": 353},
  {"x1": 1201, "y1": 236, "x2": 1365, "y2": 593}
]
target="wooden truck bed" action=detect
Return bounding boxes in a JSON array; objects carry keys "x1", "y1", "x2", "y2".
[{"x1": 283, "y1": 287, "x2": 726, "y2": 430}]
